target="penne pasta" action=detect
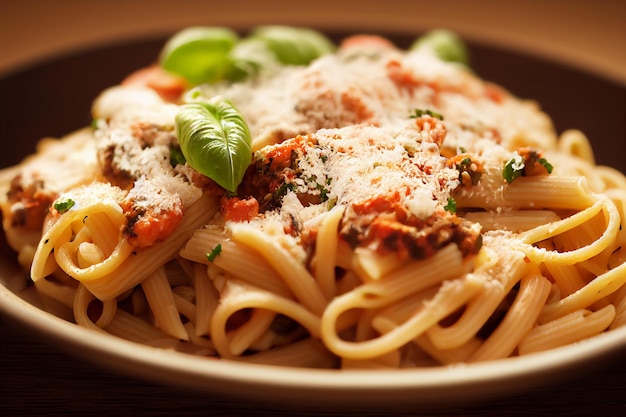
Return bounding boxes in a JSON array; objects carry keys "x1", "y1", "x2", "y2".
[{"x1": 0, "y1": 27, "x2": 624, "y2": 370}]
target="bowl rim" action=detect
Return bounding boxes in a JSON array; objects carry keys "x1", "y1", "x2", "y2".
[{"x1": 2, "y1": 280, "x2": 625, "y2": 406}]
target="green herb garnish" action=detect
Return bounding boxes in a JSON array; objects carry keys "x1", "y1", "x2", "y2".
[
  {"x1": 410, "y1": 109, "x2": 444, "y2": 120},
  {"x1": 159, "y1": 25, "x2": 335, "y2": 85},
  {"x1": 206, "y1": 244, "x2": 222, "y2": 262},
  {"x1": 411, "y1": 29, "x2": 469, "y2": 65},
  {"x1": 537, "y1": 157, "x2": 554, "y2": 174},
  {"x1": 503, "y1": 151, "x2": 554, "y2": 183},
  {"x1": 444, "y1": 197, "x2": 457, "y2": 213},
  {"x1": 160, "y1": 27, "x2": 239, "y2": 85},
  {"x1": 175, "y1": 96, "x2": 252, "y2": 192},
  {"x1": 503, "y1": 153, "x2": 525, "y2": 183},
  {"x1": 273, "y1": 182, "x2": 298, "y2": 200},
  {"x1": 53, "y1": 199, "x2": 75, "y2": 214},
  {"x1": 250, "y1": 25, "x2": 335, "y2": 66}
]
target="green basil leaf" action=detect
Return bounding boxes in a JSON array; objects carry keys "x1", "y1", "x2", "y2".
[
  {"x1": 411, "y1": 29, "x2": 469, "y2": 65},
  {"x1": 160, "y1": 27, "x2": 239, "y2": 84},
  {"x1": 53, "y1": 198, "x2": 75, "y2": 214},
  {"x1": 175, "y1": 97, "x2": 252, "y2": 192},
  {"x1": 250, "y1": 25, "x2": 335, "y2": 65},
  {"x1": 224, "y1": 37, "x2": 278, "y2": 81}
]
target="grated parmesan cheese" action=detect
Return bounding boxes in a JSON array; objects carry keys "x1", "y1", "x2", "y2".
[{"x1": 28, "y1": 38, "x2": 558, "y2": 256}]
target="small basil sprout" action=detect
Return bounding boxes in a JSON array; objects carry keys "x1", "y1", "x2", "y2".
[
  {"x1": 503, "y1": 153, "x2": 525, "y2": 183},
  {"x1": 249, "y1": 25, "x2": 335, "y2": 65},
  {"x1": 538, "y1": 157, "x2": 554, "y2": 174},
  {"x1": 411, "y1": 29, "x2": 468, "y2": 65},
  {"x1": 410, "y1": 108, "x2": 444, "y2": 120},
  {"x1": 54, "y1": 198, "x2": 75, "y2": 214},
  {"x1": 206, "y1": 243, "x2": 222, "y2": 262},
  {"x1": 160, "y1": 27, "x2": 239, "y2": 84},
  {"x1": 175, "y1": 97, "x2": 252, "y2": 192},
  {"x1": 444, "y1": 197, "x2": 457, "y2": 213}
]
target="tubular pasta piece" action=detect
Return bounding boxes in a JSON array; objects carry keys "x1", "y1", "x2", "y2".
[
  {"x1": 193, "y1": 263, "x2": 220, "y2": 337},
  {"x1": 425, "y1": 249, "x2": 528, "y2": 350},
  {"x1": 82, "y1": 193, "x2": 218, "y2": 300},
  {"x1": 542, "y1": 263, "x2": 587, "y2": 298},
  {"x1": 229, "y1": 224, "x2": 328, "y2": 315},
  {"x1": 414, "y1": 334, "x2": 482, "y2": 365},
  {"x1": 468, "y1": 270, "x2": 551, "y2": 361},
  {"x1": 321, "y1": 250, "x2": 480, "y2": 360},
  {"x1": 313, "y1": 206, "x2": 345, "y2": 299},
  {"x1": 234, "y1": 338, "x2": 336, "y2": 368},
  {"x1": 33, "y1": 277, "x2": 76, "y2": 309},
  {"x1": 457, "y1": 176, "x2": 597, "y2": 210},
  {"x1": 141, "y1": 267, "x2": 188, "y2": 341},
  {"x1": 464, "y1": 210, "x2": 560, "y2": 232},
  {"x1": 341, "y1": 348, "x2": 401, "y2": 369},
  {"x1": 519, "y1": 305, "x2": 616, "y2": 355},
  {"x1": 180, "y1": 226, "x2": 293, "y2": 298},
  {"x1": 172, "y1": 291, "x2": 196, "y2": 323},
  {"x1": 104, "y1": 309, "x2": 170, "y2": 343},
  {"x1": 609, "y1": 286, "x2": 626, "y2": 329},
  {"x1": 539, "y1": 261, "x2": 626, "y2": 323}
]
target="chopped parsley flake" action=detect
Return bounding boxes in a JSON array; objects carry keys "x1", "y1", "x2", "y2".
[
  {"x1": 503, "y1": 150, "x2": 554, "y2": 183},
  {"x1": 538, "y1": 157, "x2": 554, "y2": 174},
  {"x1": 206, "y1": 244, "x2": 222, "y2": 262},
  {"x1": 316, "y1": 177, "x2": 332, "y2": 202},
  {"x1": 410, "y1": 108, "x2": 444, "y2": 120},
  {"x1": 444, "y1": 197, "x2": 457, "y2": 213},
  {"x1": 503, "y1": 153, "x2": 525, "y2": 183},
  {"x1": 53, "y1": 199, "x2": 75, "y2": 214},
  {"x1": 273, "y1": 182, "x2": 298, "y2": 201}
]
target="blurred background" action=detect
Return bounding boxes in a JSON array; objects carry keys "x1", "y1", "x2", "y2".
[
  {"x1": 0, "y1": 0, "x2": 624, "y2": 170},
  {"x1": 1, "y1": 0, "x2": 625, "y2": 83}
]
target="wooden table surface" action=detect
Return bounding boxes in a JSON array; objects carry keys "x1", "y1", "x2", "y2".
[{"x1": 0, "y1": 1, "x2": 624, "y2": 416}]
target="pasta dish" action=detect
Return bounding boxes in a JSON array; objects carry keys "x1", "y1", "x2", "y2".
[{"x1": 1, "y1": 27, "x2": 624, "y2": 369}]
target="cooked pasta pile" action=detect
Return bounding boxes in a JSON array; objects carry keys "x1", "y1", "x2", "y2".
[{"x1": 1, "y1": 28, "x2": 625, "y2": 369}]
